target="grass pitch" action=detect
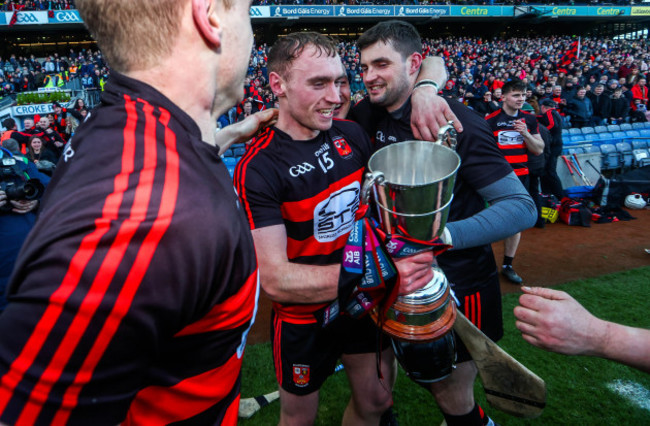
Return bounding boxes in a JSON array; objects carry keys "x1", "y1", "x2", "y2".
[{"x1": 240, "y1": 266, "x2": 650, "y2": 425}]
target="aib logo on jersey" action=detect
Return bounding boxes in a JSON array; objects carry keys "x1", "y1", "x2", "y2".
[
  {"x1": 332, "y1": 136, "x2": 353, "y2": 159},
  {"x1": 293, "y1": 364, "x2": 310, "y2": 387}
]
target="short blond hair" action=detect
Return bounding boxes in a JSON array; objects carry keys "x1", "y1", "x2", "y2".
[{"x1": 76, "y1": 0, "x2": 188, "y2": 72}]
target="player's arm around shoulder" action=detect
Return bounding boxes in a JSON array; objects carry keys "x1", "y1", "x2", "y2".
[{"x1": 252, "y1": 225, "x2": 340, "y2": 304}]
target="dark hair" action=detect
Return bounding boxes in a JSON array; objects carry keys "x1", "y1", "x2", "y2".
[
  {"x1": 357, "y1": 20, "x2": 422, "y2": 59},
  {"x1": 2, "y1": 118, "x2": 16, "y2": 130},
  {"x1": 501, "y1": 79, "x2": 527, "y2": 95},
  {"x1": 268, "y1": 32, "x2": 338, "y2": 78}
]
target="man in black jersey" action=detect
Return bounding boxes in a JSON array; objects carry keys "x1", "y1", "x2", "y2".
[
  {"x1": 236, "y1": 32, "x2": 436, "y2": 426},
  {"x1": 353, "y1": 21, "x2": 536, "y2": 426},
  {"x1": 537, "y1": 99, "x2": 565, "y2": 200},
  {"x1": 0, "y1": 1, "x2": 271, "y2": 425}
]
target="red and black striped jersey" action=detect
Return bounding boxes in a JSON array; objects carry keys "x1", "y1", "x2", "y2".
[
  {"x1": 234, "y1": 120, "x2": 372, "y2": 322},
  {"x1": 485, "y1": 108, "x2": 539, "y2": 176},
  {"x1": 0, "y1": 72, "x2": 258, "y2": 425}
]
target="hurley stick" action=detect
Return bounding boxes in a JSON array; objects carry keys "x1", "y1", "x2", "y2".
[
  {"x1": 238, "y1": 391, "x2": 280, "y2": 419},
  {"x1": 453, "y1": 312, "x2": 546, "y2": 418}
]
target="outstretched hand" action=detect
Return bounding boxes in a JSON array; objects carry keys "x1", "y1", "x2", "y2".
[{"x1": 514, "y1": 286, "x2": 605, "y2": 356}]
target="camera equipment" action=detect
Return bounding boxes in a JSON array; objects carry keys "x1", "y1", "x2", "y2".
[{"x1": 0, "y1": 147, "x2": 45, "y2": 213}]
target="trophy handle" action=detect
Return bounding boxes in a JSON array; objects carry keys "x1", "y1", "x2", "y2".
[
  {"x1": 437, "y1": 121, "x2": 458, "y2": 151},
  {"x1": 362, "y1": 171, "x2": 384, "y2": 205}
]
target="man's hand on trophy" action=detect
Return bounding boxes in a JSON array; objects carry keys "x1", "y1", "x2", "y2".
[{"x1": 393, "y1": 251, "x2": 435, "y2": 295}]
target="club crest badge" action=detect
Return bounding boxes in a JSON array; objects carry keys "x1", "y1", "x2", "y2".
[
  {"x1": 293, "y1": 364, "x2": 310, "y2": 387},
  {"x1": 333, "y1": 137, "x2": 353, "y2": 159}
]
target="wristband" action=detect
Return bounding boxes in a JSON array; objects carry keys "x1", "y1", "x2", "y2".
[{"x1": 414, "y1": 79, "x2": 440, "y2": 93}]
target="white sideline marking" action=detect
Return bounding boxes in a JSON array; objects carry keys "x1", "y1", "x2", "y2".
[{"x1": 607, "y1": 379, "x2": 650, "y2": 411}]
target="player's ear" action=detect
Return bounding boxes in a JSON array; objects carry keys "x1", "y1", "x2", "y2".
[
  {"x1": 269, "y1": 72, "x2": 286, "y2": 97},
  {"x1": 192, "y1": 0, "x2": 222, "y2": 48},
  {"x1": 408, "y1": 52, "x2": 423, "y2": 77}
]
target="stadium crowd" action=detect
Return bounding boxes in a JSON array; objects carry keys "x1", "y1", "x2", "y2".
[
  {"x1": 0, "y1": 48, "x2": 107, "y2": 97},
  {"x1": 222, "y1": 35, "x2": 650, "y2": 129},
  {"x1": 0, "y1": 0, "x2": 75, "y2": 11},
  {"x1": 2, "y1": 34, "x2": 650, "y2": 130}
]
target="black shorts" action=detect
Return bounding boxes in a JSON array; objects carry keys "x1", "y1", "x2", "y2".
[
  {"x1": 271, "y1": 312, "x2": 386, "y2": 395},
  {"x1": 451, "y1": 274, "x2": 503, "y2": 363}
]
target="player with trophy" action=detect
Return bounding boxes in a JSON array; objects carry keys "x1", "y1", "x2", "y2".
[{"x1": 351, "y1": 20, "x2": 538, "y2": 426}]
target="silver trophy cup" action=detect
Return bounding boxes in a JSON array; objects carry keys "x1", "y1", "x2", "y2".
[{"x1": 363, "y1": 125, "x2": 461, "y2": 382}]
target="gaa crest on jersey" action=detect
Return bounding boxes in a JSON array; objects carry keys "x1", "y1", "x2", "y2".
[
  {"x1": 314, "y1": 182, "x2": 360, "y2": 242},
  {"x1": 332, "y1": 136, "x2": 353, "y2": 159},
  {"x1": 293, "y1": 364, "x2": 310, "y2": 387}
]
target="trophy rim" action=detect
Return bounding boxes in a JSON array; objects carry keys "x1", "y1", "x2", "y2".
[{"x1": 367, "y1": 140, "x2": 461, "y2": 189}]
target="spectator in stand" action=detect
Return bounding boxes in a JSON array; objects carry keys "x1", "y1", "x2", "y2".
[
  {"x1": 237, "y1": 100, "x2": 253, "y2": 122},
  {"x1": 526, "y1": 88, "x2": 541, "y2": 115},
  {"x1": 473, "y1": 91, "x2": 500, "y2": 116},
  {"x1": 350, "y1": 73, "x2": 364, "y2": 94},
  {"x1": 587, "y1": 84, "x2": 611, "y2": 126},
  {"x1": 548, "y1": 85, "x2": 567, "y2": 111},
  {"x1": 631, "y1": 78, "x2": 649, "y2": 110},
  {"x1": 618, "y1": 56, "x2": 637, "y2": 81},
  {"x1": 465, "y1": 79, "x2": 487, "y2": 110},
  {"x1": 26, "y1": 135, "x2": 57, "y2": 175},
  {"x1": 565, "y1": 87, "x2": 593, "y2": 129},
  {"x1": 626, "y1": 67, "x2": 643, "y2": 87},
  {"x1": 604, "y1": 79, "x2": 620, "y2": 97},
  {"x1": 563, "y1": 78, "x2": 578, "y2": 100},
  {"x1": 35, "y1": 115, "x2": 65, "y2": 157},
  {"x1": 81, "y1": 72, "x2": 94, "y2": 89},
  {"x1": 609, "y1": 87, "x2": 630, "y2": 125}
]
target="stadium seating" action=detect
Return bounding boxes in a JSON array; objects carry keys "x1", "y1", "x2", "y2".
[
  {"x1": 582, "y1": 145, "x2": 601, "y2": 155},
  {"x1": 581, "y1": 127, "x2": 594, "y2": 135},
  {"x1": 568, "y1": 128, "x2": 582, "y2": 135},
  {"x1": 594, "y1": 133, "x2": 614, "y2": 142},
  {"x1": 619, "y1": 123, "x2": 633, "y2": 131},
  {"x1": 599, "y1": 143, "x2": 619, "y2": 171},
  {"x1": 607, "y1": 124, "x2": 621, "y2": 133},
  {"x1": 566, "y1": 147, "x2": 585, "y2": 155},
  {"x1": 561, "y1": 128, "x2": 569, "y2": 136},
  {"x1": 639, "y1": 129, "x2": 650, "y2": 144},
  {"x1": 625, "y1": 130, "x2": 641, "y2": 139},
  {"x1": 632, "y1": 149, "x2": 650, "y2": 168},
  {"x1": 632, "y1": 122, "x2": 648, "y2": 130},
  {"x1": 222, "y1": 156, "x2": 237, "y2": 167},
  {"x1": 611, "y1": 131, "x2": 628, "y2": 144},
  {"x1": 631, "y1": 140, "x2": 648, "y2": 150},
  {"x1": 615, "y1": 142, "x2": 634, "y2": 170},
  {"x1": 593, "y1": 126, "x2": 608, "y2": 134}
]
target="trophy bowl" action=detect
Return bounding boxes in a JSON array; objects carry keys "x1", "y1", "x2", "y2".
[{"x1": 364, "y1": 140, "x2": 460, "y2": 343}]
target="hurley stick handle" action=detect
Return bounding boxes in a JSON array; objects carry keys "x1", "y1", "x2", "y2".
[{"x1": 453, "y1": 312, "x2": 546, "y2": 418}]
